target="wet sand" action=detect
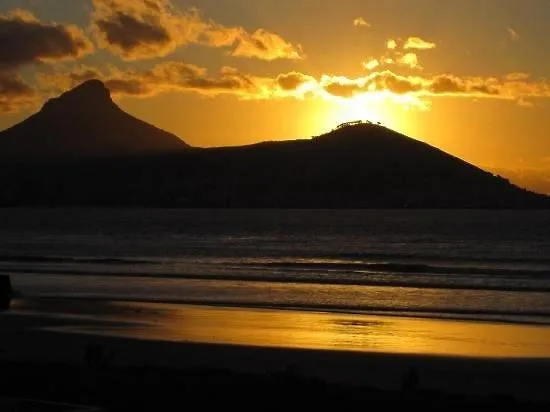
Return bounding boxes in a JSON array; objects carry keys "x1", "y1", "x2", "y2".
[{"x1": 2, "y1": 298, "x2": 550, "y2": 405}]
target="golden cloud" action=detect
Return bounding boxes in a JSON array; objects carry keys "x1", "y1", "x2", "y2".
[
  {"x1": 404, "y1": 37, "x2": 436, "y2": 50},
  {"x1": 505, "y1": 72, "x2": 530, "y2": 81},
  {"x1": 353, "y1": 17, "x2": 370, "y2": 27},
  {"x1": 507, "y1": 27, "x2": 519, "y2": 41},
  {"x1": 38, "y1": 62, "x2": 309, "y2": 101},
  {"x1": 397, "y1": 52, "x2": 421, "y2": 69},
  {"x1": 363, "y1": 58, "x2": 380, "y2": 71},
  {"x1": 230, "y1": 29, "x2": 303, "y2": 60},
  {"x1": 91, "y1": 0, "x2": 302, "y2": 60},
  {"x1": 386, "y1": 39, "x2": 397, "y2": 50},
  {"x1": 319, "y1": 70, "x2": 550, "y2": 105}
]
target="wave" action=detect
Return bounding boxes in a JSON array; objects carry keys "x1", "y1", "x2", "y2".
[
  {"x1": 2, "y1": 252, "x2": 550, "y2": 293},
  {"x1": 2, "y1": 254, "x2": 549, "y2": 278},
  {"x1": 260, "y1": 261, "x2": 550, "y2": 278},
  {"x1": 330, "y1": 251, "x2": 550, "y2": 266},
  {"x1": 0, "y1": 255, "x2": 156, "y2": 265},
  {"x1": 5, "y1": 266, "x2": 550, "y2": 293}
]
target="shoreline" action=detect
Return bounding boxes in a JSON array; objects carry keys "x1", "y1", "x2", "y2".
[
  {"x1": 6, "y1": 267, "x2": 550, "y2": 293},
  {"x1": 6, "y1": 297, "x2": 550, "y2": 359},
  {"x1": 3, "y1": 297, "x2": 550, "y2": 405}
]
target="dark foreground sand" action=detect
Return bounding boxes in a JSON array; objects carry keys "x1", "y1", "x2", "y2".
[{"x1": 2, "y1": 298, "x2": 550, "y2": 410}]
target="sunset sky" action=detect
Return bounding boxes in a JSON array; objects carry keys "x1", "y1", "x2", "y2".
[{"x1": 1, "y1": 0, "x2": 549, "y2": 193}]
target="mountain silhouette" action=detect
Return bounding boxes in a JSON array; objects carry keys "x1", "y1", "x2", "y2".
[
  {"x1": 0, "y1": 80, "x2": 547, "y2": 208},
  {"x1": 0, "y1": 79, "x2": 188, "y2": 161}
]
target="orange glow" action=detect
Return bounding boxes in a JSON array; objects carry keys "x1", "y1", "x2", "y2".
[
  {"x1": 58, "y1": 302, "x2": 550, "y2": 359},
  {"x1": 312, "y1": 94, "x2": 413, "y2": 136}
]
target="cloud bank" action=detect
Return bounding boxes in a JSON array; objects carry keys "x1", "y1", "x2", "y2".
[{"x1": 39, "y1": 61, "x2": 550, "y2": 112}]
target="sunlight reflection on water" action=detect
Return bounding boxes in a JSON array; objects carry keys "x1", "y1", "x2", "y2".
[{"x1": 42, "y1": 301, "x2": 550, "y2": 359}]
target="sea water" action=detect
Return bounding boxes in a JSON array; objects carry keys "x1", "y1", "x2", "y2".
[{"x1": 1, "y1": 208, "x2": 550, "y2": 325}]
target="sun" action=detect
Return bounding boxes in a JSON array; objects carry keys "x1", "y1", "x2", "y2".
[
  {"x1": 318, "y1": 94, "x2": 399, "y2": 132},
  {"x1": 334, "y1": 95, "x2": 388, "y2": 125},
  {"x1": 305, "y1": 92, "x2": 418, "y2": 139}
]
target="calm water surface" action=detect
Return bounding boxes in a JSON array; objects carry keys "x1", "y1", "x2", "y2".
[{"x1": 2, "y1": 208, "x2": 550, "y2": 324}]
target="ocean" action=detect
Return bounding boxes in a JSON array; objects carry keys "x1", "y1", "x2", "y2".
[{"x1": 2, "y1": 208, "x2": 550, "y2": 325}]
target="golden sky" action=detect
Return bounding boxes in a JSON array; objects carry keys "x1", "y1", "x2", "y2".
[{"x1": 0, "y1": 0, "x2": 549, "y2": 193}]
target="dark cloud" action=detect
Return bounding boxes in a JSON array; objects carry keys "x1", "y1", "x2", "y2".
[
  {"x1": 374, "y1": 72, "x2": 424, "y2": 94},
  {"x1": 0, "y1": 10, "x2": 93, "y2": 71},
  {"x1": 94, "y1": 12, "x2": 172, "y2": 55},
  {"x1": 323, "y1": 82, "x2": 362, "y2": 98},
  {"x1": 0, "y1": 72, "x2": 36, "y2": 113},
  {"x1": 276, "y1": 72, "x2": 314, "y2": 91},
  {"x1": 91, "y1": 0, "x2": 181, "y2": 60},
  {"x1": 429, "y1": 74, "x2": 500, "y2": 96}
]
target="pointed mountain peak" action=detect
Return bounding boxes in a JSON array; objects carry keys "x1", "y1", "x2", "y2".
[
  {"x1": 63, "y1": 79, "x2": 110, "y2": 100},
  {"x1": 0, "y1": 78, "x2": 189, "y2": 160},
  {"x1": 42, "y1": 79, "x2": 114, "y2": 112}
]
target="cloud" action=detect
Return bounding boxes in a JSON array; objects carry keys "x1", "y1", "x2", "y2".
[
  {"x1": 37, "y1": 62, "x2": 316, "y2": 101},
  {"x1": 428, "y1": 74, "x2": 500, "y2": 96},
  {"x1": 320, "y1": 72, "x2": 423, "y2": 98},
  {"x1": 386, "y1": 39, "x2": 397, "y2": 50},
  {"x1": 404, "y1": 37, "x2": 436, "y2": 50},
  {"x1": 0, "y1": 9, "x2": 93, "y2": 71},
  {"x1": 0, "y1": 72, "x2": 36, "y2": 113},
  {"x1": 320, "y1": 70, "x2": 550, "y2": 104},
  {"x1": 363, "y1": 58, "x2": 380, "y2": 71},
  {"x1": 505, "y1": 72, "x2": 529, "y2": 81},
  {"x1": 276, "y1": 72, "x2": 316, "y2": 92},
  {"x1": 230, "y1": 29, "x2": 303, "y2": 60},
  {"x1": 91, "y1": 0, "x2": 302, "y2": 60},
  {"x1": 397, "y1": 52, "x2": 421, "y2": 69},
  {"x1": 91, "y1": 0, "x2": 195, "y2": 60},
  {"x1": 322, "y1": 77, "x2": 363, "y2": 98},
  {"x1": 507, "y1": 27, "x2": 519, "y2": 41},
  {"x1": 353, "y1": 17, "x2": 370, "y2": 28}
]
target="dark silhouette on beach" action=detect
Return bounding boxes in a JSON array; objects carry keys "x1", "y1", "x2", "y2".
[
  {"x1": 0, "y1": 275, "x2": 12, "y2": 311},
  {"x1": 0, "y1": 80, "x2": 547, "y2": 209}
]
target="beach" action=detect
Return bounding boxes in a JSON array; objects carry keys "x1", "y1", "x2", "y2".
[{"x1": 2, "y1": 297, "x2": 550, "y2": 409}]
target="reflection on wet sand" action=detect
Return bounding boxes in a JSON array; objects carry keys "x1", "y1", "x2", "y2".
[{"x1": 43, "y1": 300, "x2": 550, "y2": 359}]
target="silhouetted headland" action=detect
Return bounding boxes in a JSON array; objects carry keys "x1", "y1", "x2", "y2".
[
  {"x1": 0, "y1": 80, "x2": 547, "y2": 208},
  {"x1": 0, "y1": 79, "x2": 188, "y2": 161}
]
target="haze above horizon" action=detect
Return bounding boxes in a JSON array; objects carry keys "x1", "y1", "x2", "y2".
[{"x1": 0, "y1": 0, "x2": 549, "y2": 194}]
